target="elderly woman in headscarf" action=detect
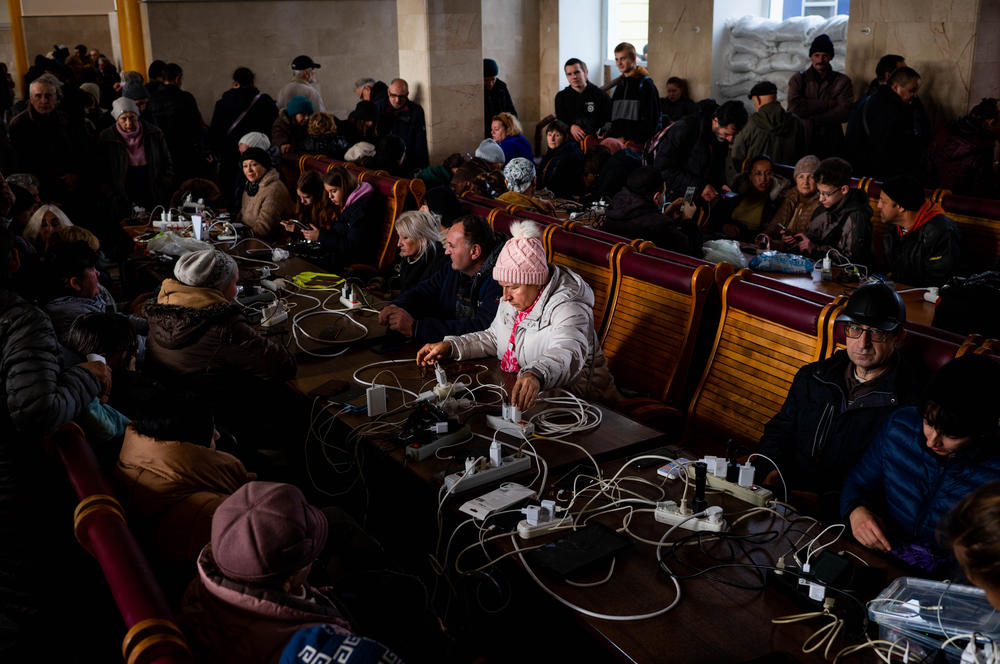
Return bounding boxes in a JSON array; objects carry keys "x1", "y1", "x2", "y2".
[
  {"x1": 417, "y1": 220, "x2": 618, "y2": 411},
  {"x1": 99, "y1": 96, "x2": 174, "y2": 221},
  {"x1": 238, "y1": 146, "x2": 293, "y2": 240}
]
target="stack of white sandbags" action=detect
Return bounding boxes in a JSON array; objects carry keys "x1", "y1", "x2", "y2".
[{"x1": 717, "y1": 14, "x2": 848, "y2": 105}]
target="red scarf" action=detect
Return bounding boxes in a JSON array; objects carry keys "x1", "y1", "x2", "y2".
[
  {"x1": 500, "y1": 288, "x2": 544, "y2": 373},
  {"x1": 898, "y1": 200, "x2": 944, "y2": 237},
  {"x1": 116, "y1": 122, "x2": 146, "y2": 167}
]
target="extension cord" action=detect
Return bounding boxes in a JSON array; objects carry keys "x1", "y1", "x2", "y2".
[
  {"x1": 654, "y1": 501, "x2": 727, "y2": 532},
  {"x1": 404, "y1": 424, "x2": 472, "y2": 461},
  {"x1": 517, "y1": 517, "x2": 567, "y2": 539},
  {"x1": 486, "y1": 414, "x2": 534, "y2": 437},
  {"x1": 339, "y1": 295, "x2": 362, "y2": 309},
  {"x1": 261, "y1": 301, "x2": 288, "y2": 327},
  {"x1": 443, "y1": 454, "x2": 531, "y2": 492},
  {"x1": 685, "y1": 466, "x2": 773, "y2": 506}
]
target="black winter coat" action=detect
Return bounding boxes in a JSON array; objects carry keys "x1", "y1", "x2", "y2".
[
  {"x1": 652, "y1": 113, "x2": 728, "y2": 201},
  {"x1": 9, "y1": 106, "x2": 89, "y2": 199},
  {"x1": 99, "y1": 122, "x2": 175, "y2": 221},
  {"x1": 846, "y1": 86, "x2": 930, "y2": 180},
  {"x1": 484, "y1": 79, "x2": 517, "y2": 137},
  {"x1": 149, "y1": 84, "x2": 206, "y2": 179},
  {"x1": 882, "y1": 213, "x2": 962, "y2": 287},
  {"x1": 375, "y1": 99, "x2": 429, "y2": 172},
  {"x1": 603, "y1": 187, "x2": 701, "y2": 256},
  {"x1": 538, "y1": 141, "x2": 584, "y2": 198},
  {"x1": 208, "y1": 86, "x2": 279, "y2": 156},
  {"x1": 315, "y1": 185, "x2": 384, "y2": 268},
  {"x1": 555, "y1": 83, "x2": 612, "y2": 136},
  {"x1": 609, "y1": 69, "x2": 660, "y2": 143},
  {"x1": 756, "y1": 350, "x2": 924, "y2": 506}
]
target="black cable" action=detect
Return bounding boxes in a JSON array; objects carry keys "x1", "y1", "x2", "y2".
[{"x1": 659, "y1": 530, "x2": 779, "y2": 590}]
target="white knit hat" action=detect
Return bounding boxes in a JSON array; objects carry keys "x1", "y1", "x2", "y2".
[
  {"x1": 238, "y1": 131, "x2": 271, "y2": 151},
  {"x1": 174, "y1": 249, "x2": 238, "y2": 291},
  {"x1": 475, "y1": 139, "x2": 505, "y2": 164},
  {"x1": 111, "y1": 97, "x2": 139, "y2": 120},
  {"x1": 493, "y1": 221, "x2": 548, "y2": 286}
]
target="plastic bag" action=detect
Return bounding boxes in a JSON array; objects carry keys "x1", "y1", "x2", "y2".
[
  {"x1": 749, "y1": 250, "x2": 814, "y2": 274},
  {"x1": 146, "y1": 231, "x2": 212, "y2": 257},
  {"x1": 702, "y1": 239, "x2": 748, "y2": 268}
]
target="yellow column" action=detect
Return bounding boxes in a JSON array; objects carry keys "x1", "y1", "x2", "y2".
[
  {"x1": 7, "y1": 0, "x2": 27, "y2": 92},
  {"x1": 117, "y1": 0, "x2": 146, "y2": 75}
]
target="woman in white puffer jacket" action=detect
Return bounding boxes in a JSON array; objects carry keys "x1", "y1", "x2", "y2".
[{"x1": 416, "y1": 221, "x2": 618, "y2": 410}]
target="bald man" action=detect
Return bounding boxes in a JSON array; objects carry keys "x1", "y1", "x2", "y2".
[{"x1": 375, "y1": 78, "x2": 428, "y2": 171}]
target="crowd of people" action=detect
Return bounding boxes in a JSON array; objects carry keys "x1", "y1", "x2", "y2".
[{"x1": 1, "y1": 34, "x2": 999, "y2": 663}]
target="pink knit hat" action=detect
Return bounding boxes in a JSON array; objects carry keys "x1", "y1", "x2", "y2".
[{"x1": 493, "y1": 221, "x2": 548, "y2": 285}]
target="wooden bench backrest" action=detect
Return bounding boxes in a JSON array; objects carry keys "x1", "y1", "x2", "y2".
[
  {"x1": 601, "y1": 251, "x2": 714, "y2": 405},
  {"x1": 544, "y1": 226, "x2": 631, "y2": 336},
  {"x1": 685, "y1": 274, "x2": 838, "y2": 451}
]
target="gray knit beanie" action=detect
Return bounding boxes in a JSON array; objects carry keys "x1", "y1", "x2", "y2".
[
  {"x1": 475, "y1": 139, "x2": 505, "y2": 165},
  {"x1": 173, "y1": 249, "x2": 238, "y2": 291},
  {"x1": 793, "y1": 155, "x2": 821, "y2": 179}
]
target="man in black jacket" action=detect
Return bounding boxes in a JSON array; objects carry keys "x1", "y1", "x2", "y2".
[
  {"x1": 603, "y1": 166, "x2": 700, "y2": 255},
  {"x1": 0, "y1": 227, "x2": 111, "y2": 657},
  {"x1": 375, "y1": 78, "x2": 429, "y2": 172},
  {"x1": 555, "y1": 58, "x2": 611, "y2": 143},
  {"x1": 878, "y1": 175, "x2": 961, "y2": 287},
  {"x1": 149, "y1": 62, "x2": 208, "y2": 181},
  {"x1": 483, "y1": 58, "x2": 517, "y2": 138},
  {"x1": 651, "y1": 100, "x2": 748, "y2": 202},
  {"x1": 756, "y1": 283, "x2": 921, "y2": 517}
]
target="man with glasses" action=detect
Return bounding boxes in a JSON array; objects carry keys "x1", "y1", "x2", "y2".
[
  {"x1": 786, "y1": 156, "x2": 873, "y2": 266},
  {"x1": 376, "y1": 78, "x2": 428, "y2": 172},
  {"x1": 756, "y1": 282, "x2": 924, "y2": 518}
]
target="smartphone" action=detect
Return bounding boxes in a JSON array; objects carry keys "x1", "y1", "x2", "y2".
[
  {"x1": 683, "y1": 186, "x2": 696, "y2": 205},
  {"x1": 288, "y1": 219, "x2": 310, "y2": 231}
]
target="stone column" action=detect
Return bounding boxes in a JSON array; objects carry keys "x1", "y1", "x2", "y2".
[{"x1": 397, "y1": 0, "x2": 483, "y2": 163}]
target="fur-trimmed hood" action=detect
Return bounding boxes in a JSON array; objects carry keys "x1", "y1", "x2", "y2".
[{"x1": 144, "y1": 279, "x2": 241, "y2": 350}]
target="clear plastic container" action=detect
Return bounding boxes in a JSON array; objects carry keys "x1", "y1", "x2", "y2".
[{"x1": 869, "y1": 577, "x2": 1000, "y2": 661}]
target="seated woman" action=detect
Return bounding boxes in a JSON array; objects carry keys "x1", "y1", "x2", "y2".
[
  {"x1": 764, "y1": 155, "x2": 820, "y2": 242},
  {"x1": 491, "y1": 112, "x2": 533, "y2": 163},
  {"x1": 115, "y1": 392, "x2": 253, "y2": 563},
  {"x1": 99, "y1": 97, "x2": 174, "y2": 223},
  {"x1": 298, "y1": 166, "x2": 382, "y2": 268},
  {"x1": 301, "y1": 111, "x2": 350, "y2": 160},
  {"x1": 280, "y1": 170, "x2": 333, "y2": 237},
  {"x1": 238, "y1": 146, "x2": 294, "y2": 241},
  {"x1": 391, "y1": 210, "x2": 446, "y2": 294},
  {"x1": 22, "y1": 203, "x2": 73, "y2": 253},
  {"x1": 841, "y1": 355, "x2": 1000, "y2": 570},
  {"x1": 713, "y1": 154, "x2": 789, "y2": 241},
  {"x1": 537, "y1": 120, "x2": 584, "y2": 199},
  {"x1": 660, "y1": 76, "x2": 698, "y2": 123},
  {"x1": 944, "y1": 481, "x2": 1000, "y2": 609},
  {"x1": 497, "y1": 158, "x2": 555, "y2": 214},
  {"x1": 417, "y1": 221, "x2": 618, "y2": 410}
]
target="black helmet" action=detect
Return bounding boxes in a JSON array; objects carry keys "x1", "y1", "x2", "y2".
[{"x1": 835, "y1": 282, "x2": 906, "y2": 332}]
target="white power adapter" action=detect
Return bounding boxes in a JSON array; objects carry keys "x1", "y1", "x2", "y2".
[{"x1": 366, "y1": 385, "x2": 387, "y2": 417}]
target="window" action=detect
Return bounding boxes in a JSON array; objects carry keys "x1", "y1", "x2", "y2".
[
  {"x1": 802, "y1": 0, "x2": 837, "y2": 18},
  {"x1": 604, "y1": 0, "x2": 649, "y2": 65},
  {"x1": 781, "y1": 0, "x2": 849, "y2": 20}
]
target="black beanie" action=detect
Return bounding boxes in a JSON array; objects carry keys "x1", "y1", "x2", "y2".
[
  {"x1": 881, "y1": 176, "x2": 926, "y2": 212},
  {"x1": 484, "y1": 58, "x2": 499, "y2": 77},
  {"x1": 809, "y1": 34, "x2": 834, "y2": 57},
  {"x1": 241, "y1": 147, "x2": 271, "y2": 170}
]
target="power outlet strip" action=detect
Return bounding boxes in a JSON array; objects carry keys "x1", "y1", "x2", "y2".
[
  {"x1": 654, "y1": 501, "x2": 728, "y2": 532},
  {"x1": 261, "y1": 301, "x2": 288, "y2": 327},
  {"x1": 404, "y1": 424, "x2": 472, "y2": 461},
  {"x1": 517, "y1": 517, "x2": 568, "y2": 539},
  {"x1": 486, "y1": 414, "x2": 534, "y2": 437},
  {"x1": 686, "y1": 467, "x2": 774, "y2": 507},
  {"x1": 443, "y1": 454, "x2": 531, "y2": 492},
  {"x1": 340, "y1": 295, "x2": 362, "y2": 309}
]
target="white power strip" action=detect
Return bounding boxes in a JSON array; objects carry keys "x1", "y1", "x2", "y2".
[
  {"x1": 404, "y1": 424, "x2": 472, "y2": 461},
  {"x1": 443, "y1": 454, "x2": 531, "y2": 492},
  {"x1": 517, "y1": 517, "x2": 567, "y2": 539},
  {"x1": 261, "y1": 300, "x2": 288, "y2": 327},
  {"x1": 486, "y1": 414, "x2": 534, "y2": 436},
  {"x1": 685, "y1": 466, "x2": 774, "y2": 507},
  {"x1": 654, "y1": 501, "x2": 728, "y2": 532}
]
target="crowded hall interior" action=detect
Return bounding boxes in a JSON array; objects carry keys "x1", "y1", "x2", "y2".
[{"x1": 4, "y1": 0, "x2": 1000, "y2": 662}]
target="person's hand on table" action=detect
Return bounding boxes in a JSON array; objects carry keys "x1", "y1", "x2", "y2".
[
  {"x1": 377, "y1": 304, "x2": 398, "y2": 326},
  {"x1": 511, "y1": 372, "x2": 541, "y2": 411},
  {"x1": 301, "y1": 224, "x2": 320, "y2": 243},
  {"x1": 416, "y1": 341, "x2": 452, "y2": 365},
  {"x1": 849, "y1": 506, "x2": 891, "y2": 552},
  {"x1": 80, "y1": 361, "x2": 112, "y2": 403},
  {"x1": 794, "y1": 233, "x2": 814, "y2": 254},
  {"x1": 378, "y1": 305, "x2": 414, "y2": 336}
]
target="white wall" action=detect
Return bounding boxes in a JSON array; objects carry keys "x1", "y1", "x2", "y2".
[
  {"x1": 21, "y1": 0, "x2": 113, "y2": 16},
  {"x1": 558, "y1": 0, "x2": 603, "y2": 86},
  {"x1": 711, "y1": 0, "x2": 769, "y2": 99}
]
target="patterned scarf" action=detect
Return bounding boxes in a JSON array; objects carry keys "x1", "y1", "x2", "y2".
[{"x1": 500, "y1": 287, "x2": 544, "y2": 373}]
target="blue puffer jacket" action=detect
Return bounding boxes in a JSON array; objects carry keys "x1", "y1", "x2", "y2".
[{"x1": 840, "y1": 406, "x2": 1000, "y2": 547}]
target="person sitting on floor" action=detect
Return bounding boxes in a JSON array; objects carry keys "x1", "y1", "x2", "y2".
[
  {"x1": 238, "y1": 146, "x2": 294, "y2": 241},
  {"x1": 766, "y1": 155, "x2": 821, "y2": 242},
  {"x1": 878, "y1": 175, "x2": 962, "y2": 287},
  {"x1": 417, "y1": 221, "x2": 619, "y2": 411},
  {"x1": 537, "y1": 119, "x2": 584, "y2": 199},
  {"x1": 115, "y1": 392, "x2": 253, "y2": 563},
  {"x1": 179, "y1": 482, "x2": 352, "y2": 664},
  {"x1": 491, "y1": 112, "x2": 533, "y2": 163},
  {"x1": 842, "y1": 355, "x2": 1000, "y2": 569},
  {"x1": 603, "y1": 165, "x2": 700, "y2": 256},
  {"x1": 944, "y1": 481, "x2": 1000, "y2": 609},
  {"x1": 497, "y1": 158, "x2": 556, "y2": 214},
  {"x1": 379, "y1": 214, "x2": 502, "y2": 344}
]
